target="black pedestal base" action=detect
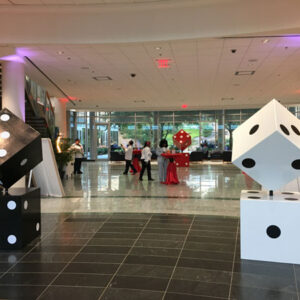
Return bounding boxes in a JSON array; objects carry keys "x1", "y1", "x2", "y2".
[{"x1": 0, "y1": 187, "x2": 41, "y2": 250}]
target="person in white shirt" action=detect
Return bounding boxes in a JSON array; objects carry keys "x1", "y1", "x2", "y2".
[
  {"x1": 121, "y1": 140, "x2": 137, "y2": 175},
  {"x1": 69, "y1": 139, "x2": 84, "y2": 174},
  {"x1": 139, "y1": 141, "x2": 154, "y2": 181}
]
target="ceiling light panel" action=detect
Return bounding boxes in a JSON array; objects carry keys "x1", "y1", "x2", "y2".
[
  {"x1": 93, "y1": 76, "x2": 112, "y2": 81},
  {"x1": 235, "y1": 71, "x2": 255, "y2": 76}
]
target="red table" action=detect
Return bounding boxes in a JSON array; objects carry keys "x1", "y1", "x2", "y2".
[
  {"x1": 130, "y1": 149, "x2": 141, "y2": 173},
  {"x1": 161, "y1": 153, "x2": 181, "y2": 184}
]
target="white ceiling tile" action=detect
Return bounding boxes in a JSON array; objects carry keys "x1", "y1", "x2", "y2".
[{"x1": 21, "y1": 36, "x2": 300, "y2": 110}]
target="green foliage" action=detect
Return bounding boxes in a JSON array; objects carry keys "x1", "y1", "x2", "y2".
[
  {"x1": 202, "y1": 126, "x2": 213, "y2": 138},
  {"x1": 97, "y1": 148, "x2": 108, "y2": 155}
]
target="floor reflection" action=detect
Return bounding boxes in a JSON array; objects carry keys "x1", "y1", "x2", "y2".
[{"x1": 62, "y1": 162, "x2": 260, "y2": 200}]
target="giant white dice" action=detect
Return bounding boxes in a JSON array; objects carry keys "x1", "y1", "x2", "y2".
[
  {"x1": 232, "y1": 99, "x2": 300, "y2": 190},
  {"x1": 241, "y1": 190, "x2": 300, "y2": 264}
]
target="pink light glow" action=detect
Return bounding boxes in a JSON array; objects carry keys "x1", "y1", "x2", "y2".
[
  {"x1": 0, "y1": 55, "x2": 24, "y2": 63},
  {"x1": 181, "y1": 104, "x2": 188, "y2": 109}
]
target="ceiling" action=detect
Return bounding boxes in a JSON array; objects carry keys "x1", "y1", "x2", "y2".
[
  {"x1": 0, "y1": 0, "x2": 300, "y2": 111},
  {"x1": 0, "y1": 0, "x2": 178, "y2": 4}
]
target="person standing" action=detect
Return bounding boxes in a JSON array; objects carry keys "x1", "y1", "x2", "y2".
[
  {"x1": 139, "y1": 141, "x2": 154, "y2": 181},
  {"x1": 70, "y1": 139, "x2": 84, "y2": 174},
  {"x1": 121, "y1": 140, "x2": 137, "y2": 175},
  {"x1": 156, "y1": 139, "x2": 168, "y2": 183}
]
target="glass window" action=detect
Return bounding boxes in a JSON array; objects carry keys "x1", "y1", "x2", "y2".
[
  {"x1": 95, "y1": 112, "x2": 110, "y2": 123},
  {"x1": 200, "y1": 121, "x2": 216, "y2": 150},
  {"x1": 224, "y1": 121, "x2": 240, "y2": 150},
  {"x1": 69, "y1": 106, "x2": 300, "y2": 154},
  {"x1": 110, "y1": 123, "x2": 136, "y2": 148},
  {"x1": 110, "y1": 112, "x2": 135, "y2": 123},
  {"x1": 174, "y1": 123, "x2": 200, "y2": 152}
]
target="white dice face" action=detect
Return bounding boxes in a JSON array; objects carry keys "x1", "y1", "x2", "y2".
[
  {"x1": 232, "y1": 99, "x2": 300, "y2": 190},
  {"x1": 241, "y1": 190, "x2": 300, "y2": 264}
]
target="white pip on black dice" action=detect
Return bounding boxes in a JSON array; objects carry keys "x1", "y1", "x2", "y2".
[
  {"x1": 241, "y1": 190, "x2": 300, "y2": 264},
  {"x1": 232, "y1": 99, "x2": 300, "y2": 191}
]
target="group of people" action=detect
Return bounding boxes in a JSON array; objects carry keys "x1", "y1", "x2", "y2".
[
  {"x1": 122, "y1": 139, "x2": 169, "y2": 183},
  {"x1": 69, "y1": 138, "x2": 171, "y2": 183}
]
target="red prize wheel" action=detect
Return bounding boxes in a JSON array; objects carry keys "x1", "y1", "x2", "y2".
[{"x1": 173, "y1": 130, "x2": 192, "y2": 151}]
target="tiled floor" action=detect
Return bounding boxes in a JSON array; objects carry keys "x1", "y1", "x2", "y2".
[
  {"x1": 2, "y1": 162, "x2": 296, "y2": 299},
  {"x1": 0, "y1": 213, "x2": 298, "y2": 300}
]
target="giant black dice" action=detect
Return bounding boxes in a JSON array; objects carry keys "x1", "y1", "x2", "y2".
[
  {"x1": 0, "y1": 108, "x2": 42, "y2": 189},
  {"x1": 0, "y1": 187, "x2": 41, "y2": 249}
]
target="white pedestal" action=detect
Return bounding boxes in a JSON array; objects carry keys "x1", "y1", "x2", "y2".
[{"x1": 241, "y1": 189, "x2": 300, "y2": 264}]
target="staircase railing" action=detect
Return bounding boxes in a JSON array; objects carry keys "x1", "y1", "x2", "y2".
[{"x1": 25, "y1": 77, "x2": 55, "y2": 138}]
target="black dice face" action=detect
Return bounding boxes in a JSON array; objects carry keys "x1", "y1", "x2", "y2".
[
  {"x1": 0, "y1": 108, "x2": 42, "y2": 189},
  {"x1": 0, "y1": 187, "x2": 41, "y2": 249}
]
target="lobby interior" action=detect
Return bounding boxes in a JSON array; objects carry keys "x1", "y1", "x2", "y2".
[{"x1": 1, "y1": 0, "x2": 300, "y2": 299}]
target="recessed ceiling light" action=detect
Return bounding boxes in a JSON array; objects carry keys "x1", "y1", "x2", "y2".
[
  {"x1": 57, "y1": 51, "x2": 64, "y2": 55},
  {"x1": 263, "y1": 39, "x2": 269, "y2": 44},
  {"x1": 235, "y1": 71, "x2": 255, "y2": 76},
  {"x1": 155, "y1": 47, "x2": 162, "y2": 50},
  {"x1": 221, "y1": 97, "x2": 234, "y2": 101},
  {"x1": 93, "y1": 76, "x2": 112, "y2": 81}
]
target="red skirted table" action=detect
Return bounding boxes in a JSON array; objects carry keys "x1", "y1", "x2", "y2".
[
  {"x1": 161, "y1": 153, "x2": 181, "y2": 184},
  {"x1": 130, "y1": 149, "x2": 141, "y2": 173},
  {"x1": 174, "y1": 153, "x2": 190, "y2": 167}
]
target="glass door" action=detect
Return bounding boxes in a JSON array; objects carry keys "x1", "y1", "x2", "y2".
[{"x1": 96, "y1": 124, "x2": 110, "y2": 160}]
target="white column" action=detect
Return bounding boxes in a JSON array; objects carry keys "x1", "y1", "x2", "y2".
[
  {"x1": 1, "y1": 59, "x2": 25, "y2": 187},
  {"x1": 2, "y1": 60, "x2": 25, "y2": 120},
  {"x1": 51, "y1": 97, "x2": 67, "y2": 137}
]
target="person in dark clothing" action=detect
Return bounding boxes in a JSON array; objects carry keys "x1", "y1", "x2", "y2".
[{"x1": 139, "y1": 141, "x2": 154, "y2": 181}]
